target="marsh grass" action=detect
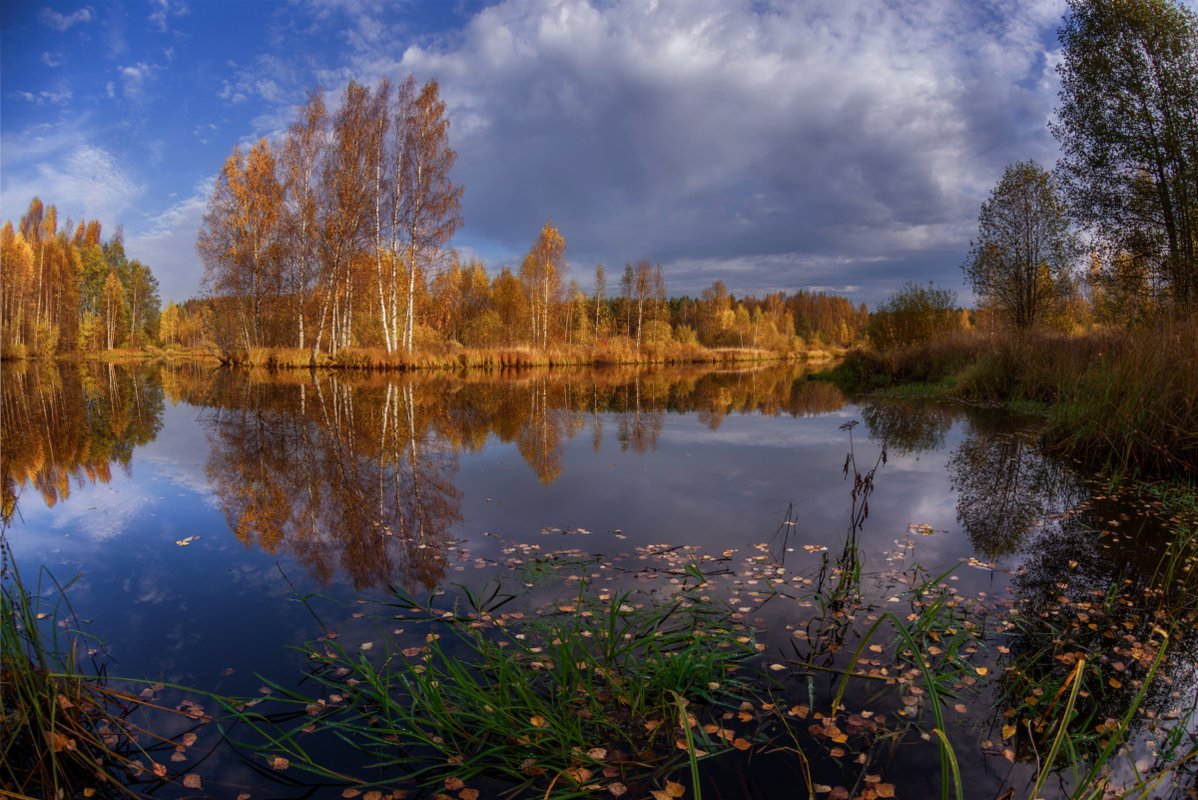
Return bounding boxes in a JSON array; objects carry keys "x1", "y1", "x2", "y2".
[
  {"x1": 826, "y1": 314, "x2": 1198, "y2": 478},
  {"x1": 228, "y1": 341, "x2": 804, "y2": 372},
  {"x1": 0, "y1": 537, "x2": 206, "y2": 798},
  {"x1": 221, "y1": 573, "x2": 759, "y2": 797}
]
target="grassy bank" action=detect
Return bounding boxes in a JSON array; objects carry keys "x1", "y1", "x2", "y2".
[
  {"x1": 216, "y1": 338, "x2": 841, "y2": 370},
  {"x1": 825, "y1": 313, "x2": 1198, "y2": 477},
  {"x1": 2, "y1": 341, "x2": 842, "y2": 370}
]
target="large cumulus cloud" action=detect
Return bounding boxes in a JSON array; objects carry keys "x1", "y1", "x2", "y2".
[{"x1": 383, "y1": 0, "x2": 1065, "y2": 301}]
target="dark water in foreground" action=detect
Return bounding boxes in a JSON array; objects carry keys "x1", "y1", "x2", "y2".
[{"x1": 2, "y1": 361, "x2": 1195, "y2": 799}]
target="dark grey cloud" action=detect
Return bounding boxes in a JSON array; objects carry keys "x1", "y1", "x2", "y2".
[{"x1": 377, "y1": 0, "x2": 1069, "y2": 306}]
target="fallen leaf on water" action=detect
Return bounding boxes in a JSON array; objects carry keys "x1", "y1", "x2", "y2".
[
  {"x1": 587, "y1": 747, "x2": 608, "y2": 761},
  {"x1": 359, "y1": 642, "x2": 374, "y2": 651},
  {"x1": 875, "y1": 784, "x2": 896, "y2": 798},
  {"x1": 1001, "y1": 724, "x2": 1016, "y2": 740},
  {"x1": 609, "y1": 783, "x2": 628, "y2": 797},
  {"x1": 270, "y1": 756, "x2": 290, "y2": 770},
  {"x1": 665, "y1": 780, "x2": 686, "y2": 798},
  {"x1": 181, "y1": 732, "x2": 197, "y2": 747},
  {"x1": 340, "y1": 790, "x2": 362, "y2": 798},
  {"x1": 530, "y1": 715, "x2": 547, "y2": 728},
  {"x1": 182, "y1": 774, "x2": 202, "y2": 789},
  {"x1": 732, "y1": 737, "x2": 752, "y2": 751},
  {"x1": 460, "y1": 790, "x2": 480, "y2": 800},
  {"x1": 975, "y1": 666, "x2": 989, "y2": 676},
  {"x1": 152, "y1": 762, "x2": 167, "y2": 778},
  {"x1": 444, "y1": 777, "x2": 465, "y2": 791}
]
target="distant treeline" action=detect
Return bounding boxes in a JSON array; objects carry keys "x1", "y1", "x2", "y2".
[{"x1": 0, "y1": 198, "x2": 161, "y2": 359}]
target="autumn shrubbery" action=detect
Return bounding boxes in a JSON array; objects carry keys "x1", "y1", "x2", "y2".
[{"x1": 832, "y1": 313, "x2": 1198, "y2": 477}]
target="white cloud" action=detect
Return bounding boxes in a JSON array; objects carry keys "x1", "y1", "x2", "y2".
[
  {"x1": 148, "y1": 0, "x2": 190, "y2": 33},
  {"x1": 125, "y1": 188, "x2": 209, "y2": 303},
  {"x1": 41, "y1": 51, "x2": 64, "y2": 67},
  {"x1": 0, "y1": 144, "x2": 143, "y2": 232},
  {"x1": 39, "y1": 6, "x2": 95, "y2": 32},
  {"x1": 118, "y1": 62, "x2": 156, "y2": 100}
]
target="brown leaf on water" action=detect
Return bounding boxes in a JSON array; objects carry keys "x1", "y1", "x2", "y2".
[
  {"x1": 732, "y1": 737, "x2": 752, "y2": 751},
  {"x1": 530, "y1": 715, "x2": 547, "y2": 728},
  {"x1": 459, "y1": 789, "x2": 480, "y2": 800},
  {"x1": 566, "y1": 767, "x2": 594, "y2": 784},
  {"x1": 181, "y1": 732, "x2": 197, "y2": 748},
  {"x1": 182, "y1": 774, "x2": 202, "y2": 789},
  {"x1": 362, "y1": 792, "x2": 382, "y2": 800},
  {"x1": 340, "y1": 790, "x2": 361, "y2": 798},
  {"x1": 82, "y1": 790, "x2": 96, "y2": 798},
  {"x1": 587, "y1": 747, "x2": 608, "y2": 761},
  {"x1": 665, "y1": 780, "x2": 686, "y2": 797},
  {"x1": 444, "y1": 777, "x2": 465, "y2": 791},
  {"x1": 270, "y1": 756, "x2": 290, "y2": 770},
  {"x1": 609, "y1": 783, "x2": 628, "y2": 797},
  {"x1": 152, "y1": 762, "x2": 167, "y2": 778},
  {"x1": 875, "y1": 784, "x2": 896, "y2": 798},
  {"x1": 170, "y1": 751, "x2": 187, "y2": 762}
]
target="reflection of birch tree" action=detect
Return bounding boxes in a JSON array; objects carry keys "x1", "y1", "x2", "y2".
[
  {"x1": 616, "y1": 374, "x2": 664, "y2": 454},
  {"x1": 202, "y1": 373, "x2": 461, "y2": 590}
]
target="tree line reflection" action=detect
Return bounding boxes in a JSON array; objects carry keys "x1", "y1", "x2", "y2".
[
  {"x1": 1, "y1": 361, "x2": 163, "y2": 521},
  {"x1": 862, "y1": 399, "x2": 1198, "y2": 757},
  {"x1": 3, "y1": 362, "x2": 843, "y2": 588}
]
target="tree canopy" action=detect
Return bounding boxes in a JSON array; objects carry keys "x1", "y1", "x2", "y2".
[{"x1": 1053, "y1": 0, "x2": 1198, "y2": 305}]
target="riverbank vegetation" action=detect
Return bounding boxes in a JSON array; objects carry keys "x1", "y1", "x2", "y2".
[{"x1": 829, "y1": 0, "x2": 1198, "y2": 480}]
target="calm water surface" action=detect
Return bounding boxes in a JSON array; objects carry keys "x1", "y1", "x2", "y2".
[{"x1": 2, "y1": 362, "x2": 1194, "y2": 799}]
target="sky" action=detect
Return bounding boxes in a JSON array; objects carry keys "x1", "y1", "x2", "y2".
[{"x1": 2, "y1": 0, "x2": 1087, "y2": 307}]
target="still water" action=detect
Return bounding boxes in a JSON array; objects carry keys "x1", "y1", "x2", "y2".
[{"x1": 2, "y1": 361, "x2": 1194, "y2": 799}]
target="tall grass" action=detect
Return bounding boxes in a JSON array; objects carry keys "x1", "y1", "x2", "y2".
[
  {"x1": 219, "y1": 340, "x2": 820, "y2": 372},
  {"x1": 0, "y1": 536, "x2": 203, "y2": 797},
  {"x1": 828, "y1": 313, "x2": 1198, "y2": 477},
  {"x1": 221, "y1": 574, "x2": 759, "y2": 796}
]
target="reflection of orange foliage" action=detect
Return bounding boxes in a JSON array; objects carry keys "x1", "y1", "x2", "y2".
[
  {"x1": 196, "y1": 363, "x2": 846, "y2": 589},
  {"x1": 1, "y1": 362, "x2": 163, "y2": 520}
]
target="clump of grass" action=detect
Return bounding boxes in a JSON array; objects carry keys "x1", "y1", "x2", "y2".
[
  {"x1": 0, "y1": 537, "x2": 205, "y2": 797},
  {"x1": 225, "y1": 573, "x2": 758, "y2": 797}
]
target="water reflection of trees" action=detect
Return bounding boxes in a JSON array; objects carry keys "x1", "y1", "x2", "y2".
[
  {"x1": 1, "y1": 362, "x2": 163, "y2": 520},
  {"x1": 949, "y1": 427, "x2": 1084, "y2": 558},
  {"x1": 202, "y1": 373, "x2": 462, "y2": 591},
  {"x1": 996, "y1": 506, "x2": 1198, "y2": 773},
  {"x1": 860, "y1": 400, "x2": 954, "y2": 455}
]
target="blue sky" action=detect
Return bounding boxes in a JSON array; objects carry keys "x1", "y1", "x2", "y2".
[{"x1": 3, "y1": 0, "x2": 1085, "y2": 306}]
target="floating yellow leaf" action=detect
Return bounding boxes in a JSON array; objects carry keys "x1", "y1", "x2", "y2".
[
  {"x1": 460, "y1": 790, "x2": 479, "y2": 800},
  {"x1": 530, "y1": 715, "x2": 547, "y2": 728},
  {"x1": 665, "y1": 780, "x2": 686, "y2": 797},
  {"x1": 1001, "y1": 724, "x2": 1016, "y2": 740}
]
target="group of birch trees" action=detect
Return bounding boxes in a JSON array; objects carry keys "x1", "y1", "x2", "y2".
[
  {"x1": 197, "y1": 76, "x2": 462, "y2": 357},
  {"x1": 1, "y1": 197, "x2": 160, "y2": 357}
]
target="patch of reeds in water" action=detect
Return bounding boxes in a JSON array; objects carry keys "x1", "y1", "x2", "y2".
[{"x1": 221, "y1": 571, "x2": 759, "y2": 798}]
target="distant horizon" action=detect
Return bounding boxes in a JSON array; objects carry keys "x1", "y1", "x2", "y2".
[{"x1": 1, "y1": 0, "x2": 1129, "y2": 307}]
